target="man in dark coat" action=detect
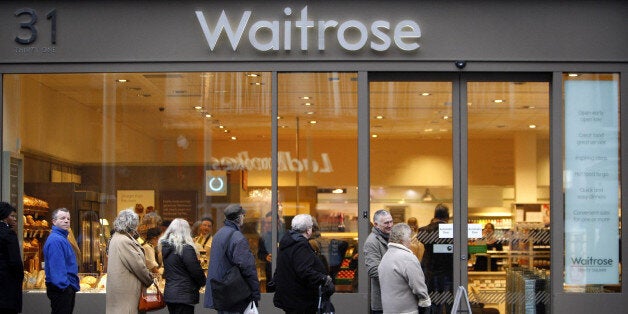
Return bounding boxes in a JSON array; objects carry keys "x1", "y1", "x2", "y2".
[
  {"x1": 417, "y1": 203, "x2": 454, "y2": 314},
  {"x1": 0, "y1": 202, "x2": 23, "y2": 314},
  {"x1": 204, "y1": 204, "x2": 260, "y2": 313},
  {"x1": 273, "y1": 214, "x2": 334, "y2": 314}
]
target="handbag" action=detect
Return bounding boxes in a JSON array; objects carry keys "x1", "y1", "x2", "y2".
[
  {"x1": 138, "y1": 281, "x2": 166, "y2": 312},
  {"x1": 210, "y1": 230, "x2": 252, "y2": 309}
]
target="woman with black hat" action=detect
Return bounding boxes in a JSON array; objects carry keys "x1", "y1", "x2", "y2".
[{"x1": 0, "y1": 202, "x2": 23, "y2": 313}]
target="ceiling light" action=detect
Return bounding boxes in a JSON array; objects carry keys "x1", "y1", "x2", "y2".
[
  {"x1": 493, "y1": 99, "x2": 504, "y2": 103},
  {"x1": 230, "y1": 136, "x2": 237, "y2": 140},
  {"x1": 194, "y1": 106, "x2": 203, "y2": 110},
  {"x1": 375, "y1": 115, "x2": 384, "y2": 119},
  {"x1": 303, "y1": 103, "x2": 312, "y2": 106},
  {"x1": 529, "y1": 124, "x2": 537, "y2": 129},
  {"x1": 443, "y1": 115, "x2": 449, "y2": 120},
  {"x1": 300, "y1": 96, "x2": 311, "y2": 100},
  {"x1": 421, "y1": 92, "x2": 430, "y2": 96},
  {"x1": 277, "y1": 116, "x2": 283, "y2": 120},
  {"x1": 424, "y1": 128, "x2": 433, "y2": 132},
  {"x1": 219, "y1": 125, "x2": 224, "y2": 129},
  {"x1": 224, "y1": 129, "x2": 229, "y2": 133},
  {"x1": 371, "y1": 134, "x2": 378, "y2": 138},
  {"x1": 279, "y1": 125, "x2": 288, "y2": 128},
  {"x1": 306, "y1": 111, "x2": 315, "y2": 115},
  {"x1": 205, "y1": 114, "x2": 212, "y2": 118},
  {"x1": 250, "y1": 82, "x2": 264, "y2": 86},
  {"x1": 247, "y1": 73, "x2": 260, "y2": 77},
  {"x1": 116, "y1": 79, "x2": 128, "y2": 83},
  {"x1": 332, "y1": 188, "x2": 345, "y2": 194},
  {"x1": 422, "y1": 188, "x2": 435, "y2": 202},
  {"x1": 309, "y1": 120, "x2": 317, "y2": 124},
  {"x1": 568, "y1": 73, "x2": 579, "y2": 77}
]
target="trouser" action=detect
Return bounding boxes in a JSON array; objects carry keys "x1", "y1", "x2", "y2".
[
  {"x1": 46, "y1": 283, "x2": 76, "y2": 314},
  {"x1": 167, "y1": 303, "x2": 194, "y2": 314}
]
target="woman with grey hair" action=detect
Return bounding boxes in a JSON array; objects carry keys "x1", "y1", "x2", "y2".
[
  {"x1": 160, "y1": 218, "x2": 206, "y2": 314},
  {"x1": 106, "y1": 209, "x2": 154, "y2": 313},
  {"x1": 273, "y1": 214, "x2": 335, "y2": 313},
  {"x1": 378, "y1": 223, "x2": 431, "y2": 314}
]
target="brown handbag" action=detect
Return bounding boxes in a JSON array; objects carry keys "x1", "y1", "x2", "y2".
[{"x1": 138, "y1": 281, "x2": 166, "y2": 312}]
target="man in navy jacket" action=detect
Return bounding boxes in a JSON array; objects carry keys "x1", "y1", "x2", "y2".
[{"x1": 204, "y1": 204, "x2": 260, "y2": 313}]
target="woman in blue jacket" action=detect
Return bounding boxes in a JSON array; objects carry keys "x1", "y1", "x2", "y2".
[{"x1": 160, "y1": 218, "x2": 206, "y2": 314}]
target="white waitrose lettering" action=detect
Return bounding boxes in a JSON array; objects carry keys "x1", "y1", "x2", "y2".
[{"x1": 195, "y1": 6, "x2": 421, "y2": 52}]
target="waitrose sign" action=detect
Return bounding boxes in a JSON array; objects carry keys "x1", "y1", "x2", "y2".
[{"x1": 195, "y1": 6, "x2": 421, "y2": 52}]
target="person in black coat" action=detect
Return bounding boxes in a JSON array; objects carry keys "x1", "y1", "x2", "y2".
[
  {"x1": 0, "y1": 202, "x2": 23, "y2": 314},
  {"x1": 160, "y1": 218, "x2": 207, "y2": 314},
  {"x1": 273, "y1": 214, "x2": 335, "y2": 314}
]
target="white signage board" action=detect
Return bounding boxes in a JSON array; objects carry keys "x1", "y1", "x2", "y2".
[
  {"x1": 564, "y1": 80, "x2": 619, "y2": 285},
  {"x1": 467, "y1": 224, "x2": 483, "y2": 239},
  {"x1": 439, "y1": 223, "x2": 453, "y2": 238}
]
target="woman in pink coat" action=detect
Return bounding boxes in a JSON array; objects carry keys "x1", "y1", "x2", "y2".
[{"x1": 106, "y1": 209, "x2": 154, "y2": 314}]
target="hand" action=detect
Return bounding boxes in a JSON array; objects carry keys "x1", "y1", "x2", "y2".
[{"x1": 324, "y1": 275, "x2": 333, "y2": 287}]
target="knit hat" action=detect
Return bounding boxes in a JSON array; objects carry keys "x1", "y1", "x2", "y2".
[
  {"x1": 0, "y1": 202, "x2": 16, "y2": 220},
  {"x1": 224, "y1": 204, "x2": 245, "y2": 220}
]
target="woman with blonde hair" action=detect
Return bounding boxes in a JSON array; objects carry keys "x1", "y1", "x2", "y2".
[
  {"x1": 106, "y1": 209, "x2": 154, "y2": 314},
  {"x1": 160, "y1": 218, "x2": 206, "y2": 314}
]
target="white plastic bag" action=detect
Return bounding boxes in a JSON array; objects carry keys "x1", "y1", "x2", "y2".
[{"x1": 243, "y1": 301, "x2": 258, "y2": 314}]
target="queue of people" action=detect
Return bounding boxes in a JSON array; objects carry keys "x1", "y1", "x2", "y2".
[{"x1": 5, "y1": 200, "x2": 463, "y2": 314}]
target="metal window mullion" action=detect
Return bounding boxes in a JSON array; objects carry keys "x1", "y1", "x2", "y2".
[{"x1": 358, "y1": 71, "x2": 370, "y2": 294}]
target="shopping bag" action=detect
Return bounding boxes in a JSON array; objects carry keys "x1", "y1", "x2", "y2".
[{"x1": 243, "y1": 300, "x2": 259, "y2": 314}]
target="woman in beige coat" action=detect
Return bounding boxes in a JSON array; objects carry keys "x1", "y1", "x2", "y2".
[{"x1": 106, "y1": 209, "x2": 154, "y2": 314}]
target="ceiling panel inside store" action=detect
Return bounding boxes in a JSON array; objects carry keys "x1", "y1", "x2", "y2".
[{"x1": 19, "y1": 72, "x2": 549, "y2": 142}]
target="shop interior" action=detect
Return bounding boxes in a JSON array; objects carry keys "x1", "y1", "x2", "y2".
[{"x1": 4, "y1": 71, "x2": 594, "y2": 312}]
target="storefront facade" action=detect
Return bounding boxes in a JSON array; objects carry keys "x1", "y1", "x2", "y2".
[{"x1": 1, "y1": 1, "x2": 626, "y2": 313}]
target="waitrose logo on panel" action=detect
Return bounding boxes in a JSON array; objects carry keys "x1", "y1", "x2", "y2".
[{"x1": 195, "y1": 6, "x2": 421, "y2": 52}]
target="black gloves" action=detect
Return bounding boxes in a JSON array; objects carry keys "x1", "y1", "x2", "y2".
[{"x1": 322, "y1": 275, "x2": 335, "y2": 297}]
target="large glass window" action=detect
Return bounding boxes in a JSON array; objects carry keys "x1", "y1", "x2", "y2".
[
  {"x1": 277, "y1": 72, "x2": 359, "y2": 293},
  {"x1": 563, "y1": 73, "x2": 621, "y2": 293},
  {"x1": 4, "y1": 72, "x2": 271, "y2": 289},
  {"x1": 467, "y1": 79, "x2": 550, "y2": 313},
  {"x1": 370, "y1": 79, "x2": 454, "y2": 310}
]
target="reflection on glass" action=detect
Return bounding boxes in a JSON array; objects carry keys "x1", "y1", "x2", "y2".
[
  {"x1": 3, "y1": 72, "x2": 272, "y2": 289},
  {"x1": 563, "y1": 73, "x2": 621, "y2": 294},
  {"x1": 370, "y1": 80, "x2": 454, "y2": 310},
  {"x1": 278, "y1": 72, "x2": 359, "y2": 293},
  {"x1": 467, "y1": 81, "x2": 550, "y2": 312}
]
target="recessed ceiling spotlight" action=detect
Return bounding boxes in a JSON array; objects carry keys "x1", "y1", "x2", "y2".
[
  {"x1": 421, "y1": 92, "x2": 431, "y2": 96},
  {"x1": 219, "y1": 125, "x2": 224, "y2": 129},
  {"x1": 371, "y1": 134, "x2": 378, "y2": 138},
  {"x1": 277, "y1": 116, "x2": 282, "y2": 120},
  {"x1": 529, "y1": 124, "x2": 537, "y2": 129},
  {"x1": 493, "y1": 99, "x2": 504, "y2": 103},
  {"x1": 568, "y1": 73, "x2": 579, "y2": 77},
  {"x1": 194, "y1": 106, "x2": 203, "y2": 110},
  {"x1": 300, "y1": 96, "x2": 311, "y2": 100},
  {"x1": 247, "y1": 73, "x2": 260, "y2": 77},
  {"x1": 424, "y1": 128, "x2": 433, "y2": 132},
  {"x1": 443, "y1": 115, "x2": 449, "y2": 120},
  {"x1": 231, "y1": 136, "x2": 237, "y2": 140},
  {"x1": 306, "y1": 111, "x2": 315, "y2": 115},
  {"x1": 303, "y1": 103, "x2": 312, "y2": 106},
  {"x1": 309, "y1": 120, "x2": 317, "y2": 124},
  {"x1": 116, "y1": 79, "x2": 128, "y2": 83},
  {"x1": 250, "y1": 82, "x2": 264, "y2": 86},
  {"x1": 279, "y1": 125, "x2": 288, "y2": 128},
  {"x1": 375, "y1": 115, "x2": 384, "y2": 119},
  {"x1": 205, "y1": 114, "x2": 212, "y2": 118},
  {"x1": 223, "y1": 129, "x2": 229, "y2": 133}
]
